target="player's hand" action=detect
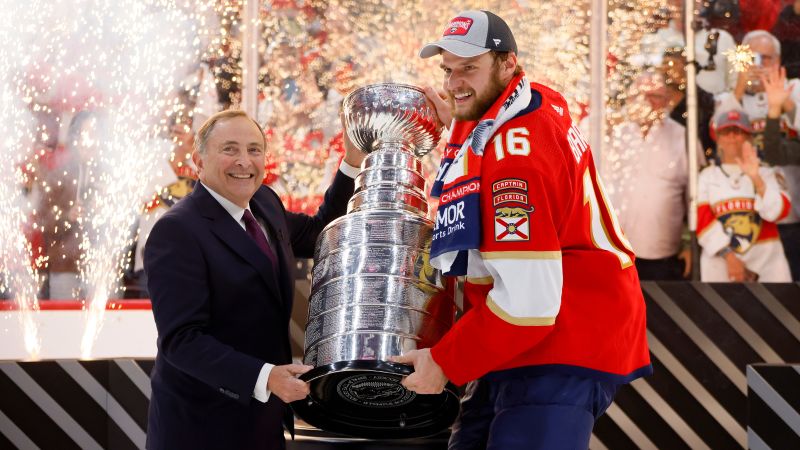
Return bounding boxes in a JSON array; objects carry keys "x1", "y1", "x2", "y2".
[
  {"x1": 724, "y1": 252, "x2": 748, "y2": 282},
  {"x1": 267, "y1": 364, "x2": 312, "y2": 403},
  {"x1": 389, "y1": 348, "x2": 448, "y2": 395},
  {"x1": 339, "y1": 107, "x2": 366, "y2": 168},
  {"x1": 423, "y1": 86, "x2": 452, "y2": 131}
]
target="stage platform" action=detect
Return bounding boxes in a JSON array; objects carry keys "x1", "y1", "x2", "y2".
[{"x1": 1, "y1": 281, "x2": 798, "y2": 449}]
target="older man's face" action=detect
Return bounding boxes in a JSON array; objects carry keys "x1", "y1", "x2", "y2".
[
  {"x1": 745, "y1": 36, "x2": 779, "y2": 92},
  {"x1": 193, "y1": 116, "x2": 266, "y2": 208},
  {"x1": 749, "y1": 37, "x2": 780, "y2": 70}
]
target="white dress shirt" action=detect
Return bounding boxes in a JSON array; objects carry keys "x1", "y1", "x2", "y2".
[{"x1": 601, "y1": 118, "x2": 702, "y2": 259}]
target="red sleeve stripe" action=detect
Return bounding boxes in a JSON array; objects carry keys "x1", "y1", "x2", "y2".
[
  {"x1": 697, "y1": 203, "x2": 717, "y2": 237},
  {"x1": 777, "y1": 193, "x2": 792, "y2": 222}
]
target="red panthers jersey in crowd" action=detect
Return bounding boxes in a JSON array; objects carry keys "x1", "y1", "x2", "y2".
[{"x1": 431, "y1": 83, "x2": 652, "y2": 385}]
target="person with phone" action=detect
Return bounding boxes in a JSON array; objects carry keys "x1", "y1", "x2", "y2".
[{"x1": 714, "y1": 30, "x2": 800, "y2": 281}]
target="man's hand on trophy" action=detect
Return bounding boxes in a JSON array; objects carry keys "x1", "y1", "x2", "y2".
[
  {"x1": 423, "y1": 86, "x2": 452, "y2": 131},
  {"x1": 390, "y1": 348, "x2": 448, "y2": 395},
  {"x1": 267, "y1": 363, "x2": 313, "y2": 403},
  {"x1": 339, "y1": 106, "x2": 366, "y2": 168}
]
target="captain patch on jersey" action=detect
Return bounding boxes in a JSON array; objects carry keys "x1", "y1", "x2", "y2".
[{"x1": 493, "y1": 177, "x2": 533, "y2": 242}]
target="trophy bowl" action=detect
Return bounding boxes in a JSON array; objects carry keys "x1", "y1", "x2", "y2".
[
  {"x1": 292, "y1": 83, "x2": 458, "y2": 439},
  {"x1": 342, "y1": 83, "x2": 442, "y2": 157}
]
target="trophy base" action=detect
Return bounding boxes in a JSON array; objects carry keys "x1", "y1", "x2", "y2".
[{"x1": 292, "y1": 360, "x2": 460, "y2": 439}]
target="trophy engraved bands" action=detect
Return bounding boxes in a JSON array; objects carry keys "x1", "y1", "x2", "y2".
[{"x1": 292, "y1": 84, "x2": 459, "y2": 439}]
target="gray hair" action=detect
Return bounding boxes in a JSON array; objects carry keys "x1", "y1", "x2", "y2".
[
  {"x1": 194, "y1": 109, "x2": 266, "y2": 155},
  {"x1": 742, "y1": 30, "x2": 781, "y2": 56}
]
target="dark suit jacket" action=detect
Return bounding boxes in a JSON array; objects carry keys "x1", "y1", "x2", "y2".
[{"x1": 144, "y1": 171, "x2": 353, "y2": 450}]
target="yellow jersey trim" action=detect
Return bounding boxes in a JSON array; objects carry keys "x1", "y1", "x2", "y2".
[
  {"x1": 486, "y1": 296, "x2": 557, "y2": 326},
  {"x1": 466, "y1": 276, "x2": 494, "y2": 285}
]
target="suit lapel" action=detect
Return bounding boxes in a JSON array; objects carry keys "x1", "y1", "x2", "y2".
[{"x1": 192, "y1": 184, "x2": 282, "y2": 301}]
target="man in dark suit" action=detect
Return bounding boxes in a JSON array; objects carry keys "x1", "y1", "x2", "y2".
[{"x1": 144, "y1": 109, "x2": 364, "y2": 449}]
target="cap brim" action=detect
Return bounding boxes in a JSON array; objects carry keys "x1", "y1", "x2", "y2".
[
  {"x1": 716, "y1": 124, "x2": 752, "y2": 134},
  {"x1": 419, "y1": 39, "x2": 491, "y2": 59}
]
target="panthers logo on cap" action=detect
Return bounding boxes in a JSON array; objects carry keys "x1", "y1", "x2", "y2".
[{"x1": 444, "y1": 17, "x2": 473, "y2": 36}]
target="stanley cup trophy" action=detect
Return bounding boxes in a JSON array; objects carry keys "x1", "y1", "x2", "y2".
[{"x1": 291, "y1": 84, "x2": 460, "y2": 439}]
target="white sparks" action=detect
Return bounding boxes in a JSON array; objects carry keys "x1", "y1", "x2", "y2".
[{"x1": 724, "y1": 44, "x2": 756, "y2": 73}]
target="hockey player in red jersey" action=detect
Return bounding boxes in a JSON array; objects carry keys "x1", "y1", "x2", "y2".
[{"x1": 390, "y1": 10, "x2": 652, "y2": 449}]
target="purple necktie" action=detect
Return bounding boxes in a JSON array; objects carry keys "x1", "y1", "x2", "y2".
[{"x1": 242, "y1": 209, "x2": 278, "y2": 266}]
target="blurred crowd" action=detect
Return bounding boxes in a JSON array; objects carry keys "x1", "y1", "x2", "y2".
[
  {"x1": 2, "y1": 0, "x2": 799, "y2": 303},
  {"x1": 589, "y1": 0, "x2": 800, "y2": 283}
]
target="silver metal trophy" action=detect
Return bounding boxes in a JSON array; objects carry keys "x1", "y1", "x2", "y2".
[{"x1": 292, "y1": 84, "x2": 459, "y2": 439}]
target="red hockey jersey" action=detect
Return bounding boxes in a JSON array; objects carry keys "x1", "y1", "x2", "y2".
[{"x1": 430, "y1": 83, "x2": 652, "y2": 385}]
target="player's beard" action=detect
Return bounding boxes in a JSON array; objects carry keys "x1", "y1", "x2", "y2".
[{"x1": 448, "y1": 64, "x2": 508, "y2": 121}]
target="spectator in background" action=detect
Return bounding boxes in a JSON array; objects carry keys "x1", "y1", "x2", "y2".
[
  {"x1": 715, "y1": 30, "x2": 800, "y2": 132},
  {"x1": 714, "y1": 30, "x2": 800, "y2": 281},
  {"x1": 772, "y1": 0, "x2": 800, "y2": 79},
  {"x1": 698, "y1": 110, "x2": 792, "y2": 282},
  {"x1": 760, "y1": 64, "x2": 800, "y2": 280},
  {"x1": 662, "y1": 47, "x2": 717, "y2": 157},
  {"x1": 762, "y1": 65, "x2": 800, "y2": 166},
  {"x1": 716, "y1": 31, "x2": 800, "y2": 132},
  {"x1": 38, "y1": 111, "x2": 103, "y2": 299},
  {"x1": 695, "y1": 26, "x2": 739, "y2": 95},
  {"x1": 603, "y1": 70, "x2": 702, "y2": 280}
]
